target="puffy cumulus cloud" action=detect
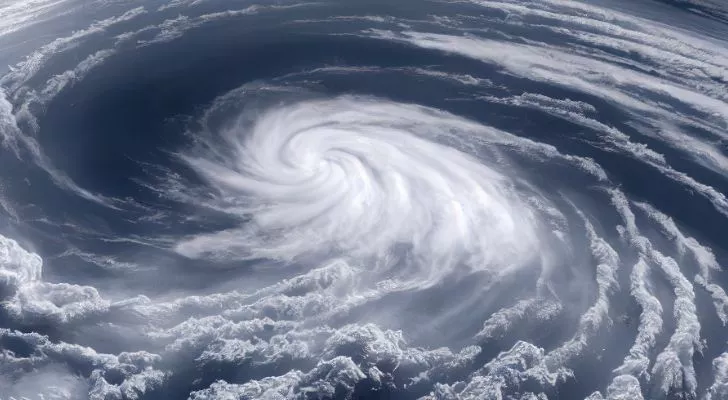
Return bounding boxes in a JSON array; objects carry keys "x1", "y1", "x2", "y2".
[
  {"x1": 162, "y1": 317, "x2": 473, "y2": 381},
  {"x1": 706, "y1": 352, "x2": 728, "y2": 400},
  {"x1": 476, "y1": 299, "x2": 563, "y2": 341},
  {"x1": 321, "y1": 323, "x2": 471, "y2": 371},
  {"x1": 423, "y1": 341, "x2": 571, "y2": 400},
  {"x1": 586, "y1": 375, "x2": 644, "y2": 400},
  {"x1": 188, "y1": 371, "x2": 305, "y2": 400},
  {"x1": 611, "y1": 191, "x2": 702, "y2": 397},
  {"x1": 190, "y1": 346, "x2": 465, "y2": 400},
  {"x1": 0, "y1": 88, "x2": 23, "y2": 152},
  {"x1": 156, "y1": 315, "x2": 299, "y2": 355},
  {"x1": 88, "y1": 368, "x2": 166, "y2": 400},
  {"x1": 0, "y1": 329, "x2": 159, "y2": 372},
  {"x1": 5, "y1": 282, "x2": 110, "y2": 324},
  {"x1": 129, "y1": 258, "x2": 358, "y2": 328},
  {"x1": 612, "y1": 258, "x2": 662, "y2": 381},
  {"x1": 0, "y1": 234, "x2": 113, "y2": 325},
  {"x1": 634, "y1": 201, "x2": 728, "y2": 325},
  {"x1": 187, "y1": 356, "x2": 367, "y2": 400},
  {"x1": 0, "y1": 234, "x2": 42, "y2": 290},
  {"x1": 0, "y1": 329, "x2": 165, "y2": 400},
  {"x1": 0, "y1": 235, "x2": 161, "y2": 398}
]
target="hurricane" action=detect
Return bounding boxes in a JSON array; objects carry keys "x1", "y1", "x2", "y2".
[{"x1": 1, "y1": 0, "x2": 727, "y2": 399}]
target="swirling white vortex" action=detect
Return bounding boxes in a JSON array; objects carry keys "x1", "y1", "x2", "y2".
[
  {"x1": 175, "y1": 96, "x2": 546, "y2": 285},
  {"x1": 0, "y1": 0, "x2": 728, "y2": 400}
]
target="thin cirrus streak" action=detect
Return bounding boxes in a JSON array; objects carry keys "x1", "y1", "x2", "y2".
[{"x1": 0, "y1": 0, "x2": 727, "y2": 399}]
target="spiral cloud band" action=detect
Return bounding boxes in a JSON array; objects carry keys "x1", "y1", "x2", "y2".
[{"x1": 0, "y1": 0, "x2": 727, "y2": 399}]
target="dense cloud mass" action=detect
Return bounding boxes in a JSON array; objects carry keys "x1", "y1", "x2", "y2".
[{"x1": 1, "y1": 0, "x2": 728, "y2": 399}]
